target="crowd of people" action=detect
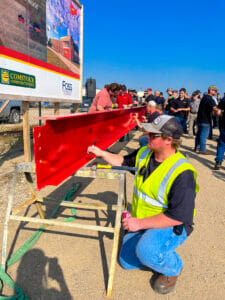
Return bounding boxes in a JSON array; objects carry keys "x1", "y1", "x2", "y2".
[
  {"x1": 87, "y1": 82, "x2": 224, "y2": 295},
  {"x1": 142, "y1": 85, "x2": 225, "y2": 171},
  {"x1": 89, "y1": 83, "x2": 225, "y2": 170}
]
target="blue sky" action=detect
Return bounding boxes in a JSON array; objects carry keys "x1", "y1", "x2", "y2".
[{"x1": 81, "y1": 0, "x2": 225, "y2": 94}]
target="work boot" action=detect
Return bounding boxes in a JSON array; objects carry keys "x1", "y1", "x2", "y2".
[
  {"x1": 214, "y1": 161, "x2": 222, "y2": 170},
  {"x1": 152, "y1": 274, "x2": 179, "y2": 294},
  {"x1": 198, "y1": 151, "x2": 210, "y2": 155}
]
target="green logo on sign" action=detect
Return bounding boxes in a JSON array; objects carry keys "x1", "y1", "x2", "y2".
[{"x1": 0, "y1": 68, "x2": 36, "y2": 89}]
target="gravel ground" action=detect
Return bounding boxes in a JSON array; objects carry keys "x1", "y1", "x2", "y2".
[{"x1": 0, "y1": 129, "x2": 225, "y2": 299}]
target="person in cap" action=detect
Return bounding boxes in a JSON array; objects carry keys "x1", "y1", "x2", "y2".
[
  {"x1": 88, "y1": 115, "x2": 199, "y2": 295},
  {"x1": 145, "y1": 88, "x2": 155, "y2": 103},
  {"x1": 134, "y1": 100, "x2": 162, "y2": 147},
  {"x1": 128, "y1": 89, "x2": 138, "y2": 106},
  {"x1": 194, "y1": 85, "x2": 219, "y2": 154},
  {"x1": 195, "y1": 90, "x2": 202, "y2": 100}
]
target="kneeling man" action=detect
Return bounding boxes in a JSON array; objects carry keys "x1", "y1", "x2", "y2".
[{"x1": 88, "y1": 115, "x2": 199, "y2": 294}]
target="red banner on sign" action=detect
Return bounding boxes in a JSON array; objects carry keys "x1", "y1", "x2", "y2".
[
  {"x1": 70, "y1": 1, "x2": 77, "y2": 15},
  {"x1": 33, "y1": 107, "x2": 145, "y2": 190}
]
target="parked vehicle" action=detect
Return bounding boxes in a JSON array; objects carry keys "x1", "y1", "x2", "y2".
[{"x1": 0, "y1": 100, "x2": 22, "y2": 123}]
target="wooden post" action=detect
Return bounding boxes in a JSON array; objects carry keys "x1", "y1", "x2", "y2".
[
  {"x1": 73, "y1": 103, "x2": 79, "y2": 113},
  {"x1": 54, "y1": 102, "x2": 60, "y2": 115},
  {"x1": 22, "y1": 101, "x2": 31, "y2": 162},
  {"x1": 38, "y1": 102, "x2": 42, "y2": 126},
  {"x1": 106, "y1": 173, "x2": 124, "y2": 297},
  {"x1": 0, "y1": 100, "x2": 10, "y2": 114}
]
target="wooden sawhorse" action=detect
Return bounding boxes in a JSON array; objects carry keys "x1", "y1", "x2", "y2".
[{"x1": 1, "y1": 163, "x2": 127, "y2": 298}]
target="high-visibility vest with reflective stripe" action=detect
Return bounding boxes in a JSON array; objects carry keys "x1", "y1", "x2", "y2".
[{"x1": 132, "y1": 146, "x2": 199, "y2": 219}]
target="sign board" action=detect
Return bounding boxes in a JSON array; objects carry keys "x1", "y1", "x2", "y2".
[{"x1": 0, "y1": 0, "x2": 83, "y2": 102}]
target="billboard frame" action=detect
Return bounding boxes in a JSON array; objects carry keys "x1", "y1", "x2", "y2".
[
  {"x1": 0, "y1": 0, "x2": 83, "y2": 104},
  {"x1": 0, "y1": 0, "x2": 83, "y2": 163}
]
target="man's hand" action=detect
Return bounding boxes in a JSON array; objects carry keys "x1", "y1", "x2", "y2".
[
  {"x1": 96, "y1": 105, "x2": 104, "y2": 111},
  {"x1": 87, "y1": 145, "x2": 124, "y2": 165},
  {"x1": 216, "y1": 108, "x2": 222, "y2": 116},
  {"x1": 122, "y1": 214, "x2": 183, "y2": 232},
  {"x1": 122, "y1": 217, "x2": 142, "y2": 232},
  {"x1": 87, "y1": 145, "x2": 103, "y2": 156}
]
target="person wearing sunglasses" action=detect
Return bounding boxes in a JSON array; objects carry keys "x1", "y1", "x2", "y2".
[{"x1": 87, "y1": 115, "x2": 199, "y2": 294}]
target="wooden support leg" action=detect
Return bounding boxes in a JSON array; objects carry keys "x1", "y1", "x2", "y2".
[
  {"x1": 123, "y1": 172, "x2": 128, "y2": 210},
  {"x1": 24, "y1": 172, "x2": 46, "y2": 221},
  {"x1": 1, "y1": 167, "x2": 18, "y2": 271},
  {"x1": 54, "y1": 102, "x2": 60, "y2": 115},
  {"x1": 12, "y1": 195, "x2": 36, "y2": 216},
  {"x1": 106, "y1": 221, "x2": 121, "y2": 298},
  {"x1": 24, "y1": 172, "x2": 36, "y2": 197},
  {"x1": 22, "y1": 101, "x2": 31, "y2": 162},
  {"x1": 73, "y1": 103, "x2": 79, "y2": 113},
  {"x1": 106, "y1": 173, "x2": 125, "y2": 297},
  {"x1": 34, "y1": 202, "x2": 46, "y2": 220}
]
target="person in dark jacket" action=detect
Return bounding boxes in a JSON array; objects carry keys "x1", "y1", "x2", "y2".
[
  {"x1": 194, "y1": 85, "x2": 219, "y2": 154},
  {"x1": 214, "y1": 98, "x2": 225, "y2": 169}
]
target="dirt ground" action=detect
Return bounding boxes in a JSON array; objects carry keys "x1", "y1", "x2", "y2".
[{"x1": 0, "y1": 128, "x2": 225, "y2": 300}]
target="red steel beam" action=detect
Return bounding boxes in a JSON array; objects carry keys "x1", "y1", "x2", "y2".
[{"x1": 33, "y1": 107, "x2": 145, "y2": 190}]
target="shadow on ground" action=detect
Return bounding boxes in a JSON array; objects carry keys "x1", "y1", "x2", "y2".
[
  {"x1": 0, "y1": 134, "x2": 25, "y2": 167},
  {"x1": 15, "y1": 248, "x2": 73, "y2": 299}
]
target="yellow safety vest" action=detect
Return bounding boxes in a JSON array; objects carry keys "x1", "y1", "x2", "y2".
[{"x1": 132, "y1": 146, "x2": 199, "y2": 219}]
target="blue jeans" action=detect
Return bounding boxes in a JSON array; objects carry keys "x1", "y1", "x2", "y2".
[
  {"x1": 119, "y1": 226, "x2": 187, "y2": 276},
  {"x1": 215, "y1": 129, "x2": 225, "y2": 163},
  {"x1": 208, "y1": 121, "x2": 213, "y2": 139},
  {"x1": 139, "y1": 135, "x2": 148, "y2": 147},
  {"x1": 175, "y1": 117, "x2": 187, "y2": 133},
  {"x1": 195, "y1": 123, "x2": 210, "y2": 152}
]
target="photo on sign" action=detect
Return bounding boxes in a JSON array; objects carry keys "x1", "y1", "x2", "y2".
[
  {"x1": 0, "y1": 0, "x2": 80, "y2": 74},
  {"x1": 46, "y1": 0, "x2": 80, "y2": 73}
]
